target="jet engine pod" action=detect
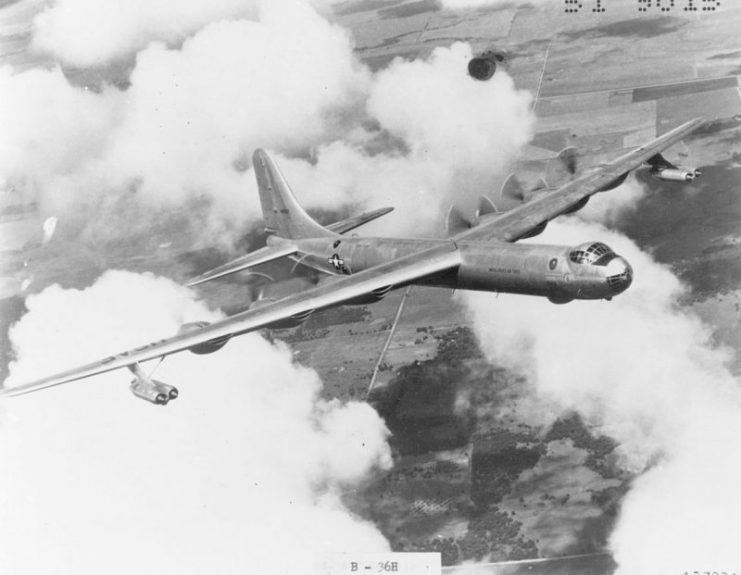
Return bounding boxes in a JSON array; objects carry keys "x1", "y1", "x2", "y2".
[
  {"x1": 468, "y1": 50, "x2": 506, "y2": 81},
  {"x1": 130, "y1": 377, "x2": 178, "y2": 405},
  {"x1": 188, "y1": 337, "x2": 231, "y2": 355},
  {"x1": 651, "y1": 167, "x2": 699, "y2": 183},
  {"x1": 645, "y1": 153, "x2": 701, "y2": 183}
]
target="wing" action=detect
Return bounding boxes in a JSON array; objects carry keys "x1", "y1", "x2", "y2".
[
  {"x1": 1, "y1": 242, "x2": 461, "y2": 397},
  {"x1": 456, "y1": 117, "x2": 705, "y2": 243}
]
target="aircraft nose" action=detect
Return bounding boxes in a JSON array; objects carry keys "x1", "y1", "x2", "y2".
[{"x1": 605, "y1": 255, "x2": 633, "y2": 295}]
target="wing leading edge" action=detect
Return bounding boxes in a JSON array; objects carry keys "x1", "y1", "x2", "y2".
[
  {"x1": 2, "y1": 242, "x2": 462, "y2": 398},
  {"x1": 456, "y1": 117, "x2": 705, "y2": 243}
]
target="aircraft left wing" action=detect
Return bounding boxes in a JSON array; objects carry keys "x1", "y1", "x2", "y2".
[
  {"x1": 456, "y1": 117, "x2": 705, "y2": 243},
  {"x1": 1, "y1": 242, "x2": 461, "y2": 398}
]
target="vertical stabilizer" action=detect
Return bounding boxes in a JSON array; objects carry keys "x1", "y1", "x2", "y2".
[{"x1": 253, "y1": 149, "x2": 335, "y2": 239}]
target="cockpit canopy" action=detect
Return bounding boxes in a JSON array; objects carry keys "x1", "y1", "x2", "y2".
[{"x1": 569, "y1": 242, "x2": 615, "y2": 266}]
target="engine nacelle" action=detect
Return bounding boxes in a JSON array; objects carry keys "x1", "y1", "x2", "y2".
[
  {"x1": 597, "y1": 170, "x2": 629, "y2": 192},
  {"x1": 130, "y1": 377, "x2": 179, "y2": 405},
  {"x1": 516, "y1": 221, "x2": 547, "y2": 239},
  {"x1": 652, "y1": 167, "x2": 700, "y2": 183},
  {"x1": 344, "y1": 285, "x2": 393, "y2": 305},
  {"x1": 547, "y1": 294, "x2": 574, "y2": 305},
  {"x1": 179, "y1": 321, "x2": 231, "y2": 355},
  {"x1": 468, "y1": 51, "x2": 505, "y2": 81},
  {"x1": 562, "y1": 196, "x2": 589, "y2": 215}
]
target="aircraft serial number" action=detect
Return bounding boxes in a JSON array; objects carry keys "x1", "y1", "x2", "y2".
[{"x1": 564, "y1": 0, "x2": 720, "y2": 13}]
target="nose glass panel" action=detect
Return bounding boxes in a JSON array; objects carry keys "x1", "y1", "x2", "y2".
[{"x1": 605, "y1": 257, "x2": 633, "y2": 294}]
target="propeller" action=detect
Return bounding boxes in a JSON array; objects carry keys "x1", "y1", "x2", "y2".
[
  {"x1": 446, "y1": 205, "x2": 475, "y2": 236},
  {"x1": 243, "y1": 272, "x2": 275, "y2": 303},
  {"x1": 557, "y1": 146, "x2": 579, "y2": 176}
]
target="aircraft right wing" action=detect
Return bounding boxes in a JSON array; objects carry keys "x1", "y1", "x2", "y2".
[
  {"x1": 2, "y1": 242, "x2": 462, "y2": 398},
  {"x1": 456, "y1": 117, "x2": 705, "y2": 243}
]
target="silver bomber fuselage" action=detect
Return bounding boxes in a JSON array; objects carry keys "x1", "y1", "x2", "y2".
[{"x1": 282, "y1": 236, "x2": 633, "y2": 303}]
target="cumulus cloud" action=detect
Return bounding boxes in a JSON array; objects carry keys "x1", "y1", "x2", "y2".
[
  {"x1": 2, "y1": 271, "x2": 392, "y2": 574},
  {"x1": 32, "y1": 0, "x2": 258, "y2": 67},
  {"x1": 367, "y1": 43, "x2": 533, "y2": 178},
  {"x1": 87, "y1": 3, "x2": 370, "y2": 223},
  {"x1": 271, "y1": 42, "x2": 535, "y2": 235},
  {"x1": 576, "y1": 175, "x2": 648, "y2": 225},
  {"x1": 3, "y1": 0, "x2": 378, "y2": 249},
  {"x1": 0, "y1": 66, "x2": 121, "y2": 210},
  {"x1": 460, "y1": 218, "x2": 741, "y2": 569},
  {"x1": 5, "y1": 22, "x2": 534, "y2": 248}
]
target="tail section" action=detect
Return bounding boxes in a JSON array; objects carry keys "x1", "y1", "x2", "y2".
[{"x1": 253, "y1": 149, "x2": 335, "y2": 239}]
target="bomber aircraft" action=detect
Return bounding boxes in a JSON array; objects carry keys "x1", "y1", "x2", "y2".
[{"x1": 0, "y1": 117, "x2": 705, "y2": 405}]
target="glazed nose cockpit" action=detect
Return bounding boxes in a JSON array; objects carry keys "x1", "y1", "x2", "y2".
[
  {"x1": 568, "y1": 241, "x2": 614, "y2": 266},
  {"x1": 569, "y1": 242, "x2": 634, "y2": 297},
  {"x1": 604, "y1": 255, "x2": 633, "y2": 295}
]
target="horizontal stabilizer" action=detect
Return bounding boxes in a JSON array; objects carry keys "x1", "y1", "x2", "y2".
[
  {"x1": 326, "y1": 207, "x2": 394, "y2": 235},
  {"x1": 187, "y1": 243, "x2": 297, "y2": 287}
]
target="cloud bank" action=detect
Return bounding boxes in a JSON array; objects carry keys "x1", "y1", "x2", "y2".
[
  {"x1": 2, "y1": 3, "x2": 538, "y2": 572},
  {"x1": 32, "y1": 0, "x2": 258, "y2": 67},
  {"x1": 461, "y1": 215, "x2": 741, "y2": 570},
  {"x1": 2, "y1": 271, "x2": 392, "y2": 574},
  {"x1": 4, "y1": 0, "x2": 535, "y2": 249}
]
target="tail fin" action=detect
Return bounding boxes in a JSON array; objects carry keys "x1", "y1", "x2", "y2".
[{"x1": 253, "y1": 149, "x2": 335, "y2": 239}]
